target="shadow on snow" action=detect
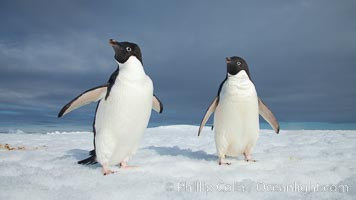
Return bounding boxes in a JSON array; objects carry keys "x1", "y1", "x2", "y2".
[{"x1": 146, "y1": 145, "x2": 217, "y2": 161}]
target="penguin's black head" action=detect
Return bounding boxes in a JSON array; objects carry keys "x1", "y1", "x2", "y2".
[
  {"x1": 109, "y1": 39, "x2": 143, "y2": 65},
  {"x1": 226, "y1": 56, "x2": 250, "y2": 77}
]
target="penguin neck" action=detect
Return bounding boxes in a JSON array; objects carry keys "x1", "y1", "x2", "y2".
[
  {"x1": 117, "y1": 56, "x2": 146, "y2": 81},
  {"x1": 227, "y1": 70, "x2": 251, "y2": 84}
]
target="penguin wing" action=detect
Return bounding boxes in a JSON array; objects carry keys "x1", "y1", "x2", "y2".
[
  {"x1": 258, "y1": 98, "x2": 280, "y2": 134},
  {"x1": 58, "y1": 85, "x2": 108, "y2": 117},
  {"x1": 198, "y1": 96, "x2": 218, "y2": 136},
  {"x1": 152, "y1": 95, "x2": 163, "y2": 113}
]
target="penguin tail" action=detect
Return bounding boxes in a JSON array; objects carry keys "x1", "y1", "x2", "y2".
[
  {"x1": 78, "y1": 155, "x2": 97, "y2": 165},
  {"x1": 89, "y1": 149, "x2": 95, "y2": 156},
  {"x1": 78, "y1": 149, "x2": 97, "y2": 165}
]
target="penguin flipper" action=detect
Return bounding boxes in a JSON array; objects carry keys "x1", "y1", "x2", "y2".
[
  {"x1": 152, "y1": 95, "x2": 163, "y2": 113},
  {"x1": 58, "y1": 85, "x2": 108, "y2": 117},
  {"x1": 258, "y1": 98, "x2": 280, "y2": 134},
  {"x1": 198, "y1": 96, "x2": 218, "y2": 136}
]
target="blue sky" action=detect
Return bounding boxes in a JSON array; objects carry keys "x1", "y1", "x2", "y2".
[{"x1": 0, "y1": 0, "x2": 356, "y2": 129}]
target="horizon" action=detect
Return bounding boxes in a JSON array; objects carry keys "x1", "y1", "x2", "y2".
[{"x1": 2, "y1": 120, "x2": 356, "y2": 134}]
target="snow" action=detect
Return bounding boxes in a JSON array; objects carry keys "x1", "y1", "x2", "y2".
[{"x1": 0, "y1": 125, "x2": 355, "y2": 199}]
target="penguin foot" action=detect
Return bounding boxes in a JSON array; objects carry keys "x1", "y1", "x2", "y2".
[
  {"x1": 219, "y1": 162, "x2": 232, "y2": 165},
  {"x1": 103, "y1": 168, "x2": 116, "y2": 176},
  {"x1": 119, "y1": 162, "x2": 138, "y2": 169},
  {"x1": 218, "y1": 158, "x2": 231, "y2": 165},
  {"x1": 243, "y1": 153, "x2": 256, "y2": 162}
]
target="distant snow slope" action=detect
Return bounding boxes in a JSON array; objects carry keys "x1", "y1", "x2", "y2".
[{"x1": 0, "y1": 125, "x2": 355, "y2": 199}]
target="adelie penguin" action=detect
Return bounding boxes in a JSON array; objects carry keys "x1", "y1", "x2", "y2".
[
  {"x1": 198, "y1": 56, "x2": 279, "y2": 165},
  {"x1": 58, "y1": 39, "x2": 163, "y2": 175}
]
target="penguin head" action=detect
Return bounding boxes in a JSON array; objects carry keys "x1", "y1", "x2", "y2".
[
  {"x1": 109, "y1": 39, "x2": 143, "y2": 65},
  {"x1": 225, "y1": 56, "x2": 250, "y2": 77}
]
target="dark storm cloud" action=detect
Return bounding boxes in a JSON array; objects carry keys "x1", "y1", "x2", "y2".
[{"x1": 0, "y1": 0, "x2": 356, "y2": 126}]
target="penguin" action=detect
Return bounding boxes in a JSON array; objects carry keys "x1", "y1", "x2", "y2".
[
  {"x1": 58, "y1": 39, "x2": 163, "y2": 175},
  {"x1": 198, "y1": 56, "x2": 279, "y2": 165}
]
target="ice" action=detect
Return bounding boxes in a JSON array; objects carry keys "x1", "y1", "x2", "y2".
[{"x1": 0, "y1": 125, "x2": 355, "y2": 199}]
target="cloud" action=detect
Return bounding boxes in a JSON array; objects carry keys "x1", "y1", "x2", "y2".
[{"x1": 0, "y1": 0, "x2": 356, "y2": 125}]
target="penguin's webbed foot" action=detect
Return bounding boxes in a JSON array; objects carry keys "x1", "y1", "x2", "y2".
[
  {"x1": 219, "y1": 162, "x2": 232, "y2": 165},
  {"x1": 102, "y1": 164, "x2": 116, "y2": 176},
  {"x1": 218, "y1": 158, "x2": 231, "y2": 165},
  {"x1": 102, "y1": 168, "x2": 116, "y2": 176},
  {"x1": 119, "y1": 161, "x2": 138, "y2": 169},
  {"x1": 243, "y1": 153, "x2": 256, "y2": 162}
]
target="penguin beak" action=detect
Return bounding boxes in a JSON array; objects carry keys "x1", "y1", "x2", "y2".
[
  {"x1": 109, "y1": 39, "x2": 119, "y2": 46},
  {"x1": 226, "y1": 57, "x2": 232, "y2": 64}
]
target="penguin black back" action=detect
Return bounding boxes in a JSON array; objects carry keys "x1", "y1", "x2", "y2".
[{"x1": 105, "y1": 67, "x2": 119, "y2": 100}]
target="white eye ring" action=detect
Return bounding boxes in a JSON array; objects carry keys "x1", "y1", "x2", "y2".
[
  {"x1": 237, "y1": 62, "x2": 241, "y2": 66},
  {"x1": 126, "y1": 47, "x2": 132, "y2": 52}
]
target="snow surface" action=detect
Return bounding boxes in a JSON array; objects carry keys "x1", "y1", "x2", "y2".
[{"x1": 1, "y1": 125, "x2": 356, "y2": 199}]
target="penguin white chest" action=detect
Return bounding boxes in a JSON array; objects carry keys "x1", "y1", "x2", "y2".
[{"x1": 214, "y1": 71, "x2": 259, "y2": 157}]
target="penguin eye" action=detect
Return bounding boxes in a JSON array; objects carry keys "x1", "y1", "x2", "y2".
[
  {"x1": 237, "y1": 62, "x2": 241, "y2": 66},
  {"x1": 126, "y1": 47, "x2": 132, "y2": 52}
]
